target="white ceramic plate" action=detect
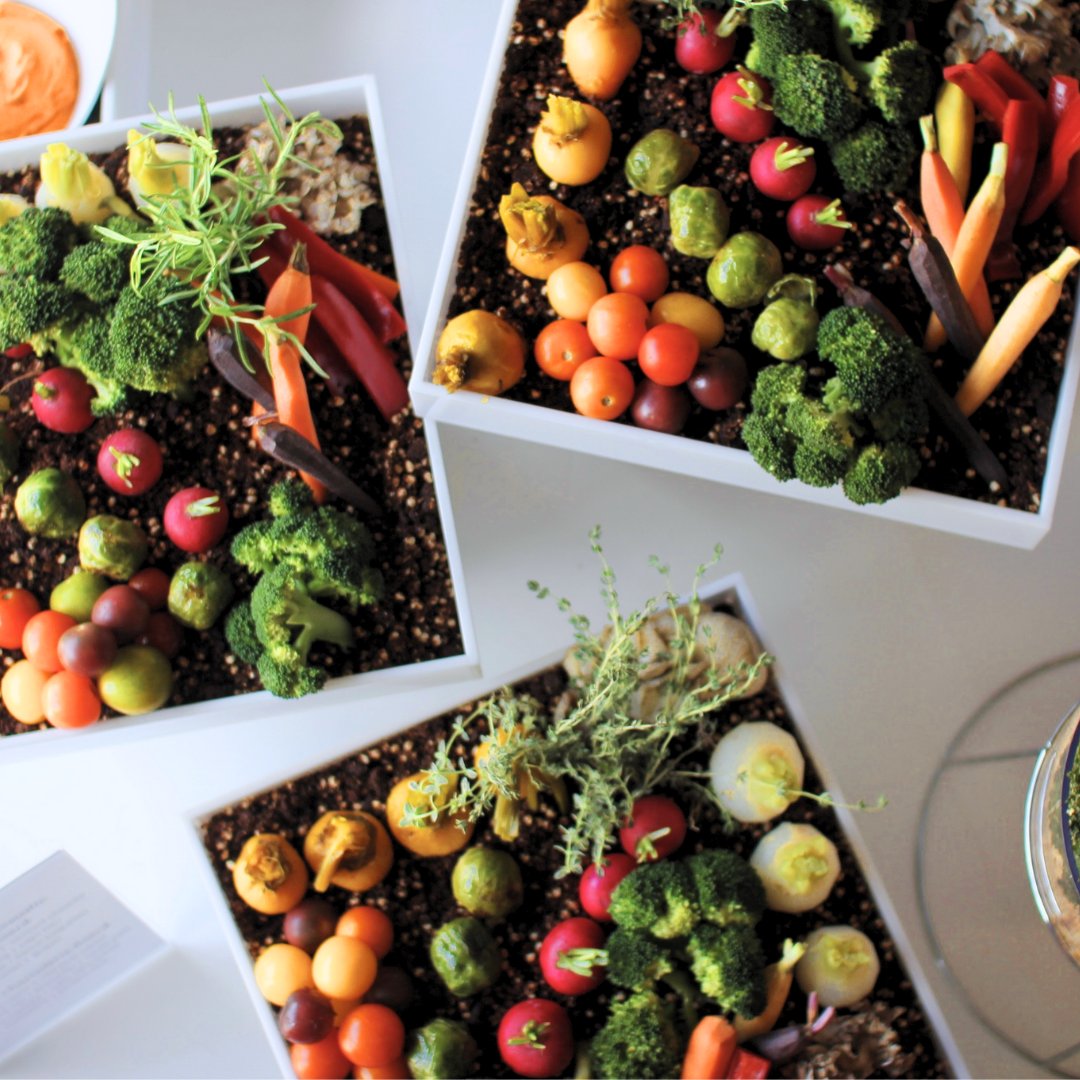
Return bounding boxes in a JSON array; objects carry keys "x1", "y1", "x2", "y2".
[{"x1": 7, "y1": 0, "x2": 119, "y2": 135}]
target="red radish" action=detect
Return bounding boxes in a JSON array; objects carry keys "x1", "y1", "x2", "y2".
[
  {"x1": 30, "y1": 368, "x2": 94, "y2": 434},
  {"x1": 579, "y1": 853, "x2": 637, "y2": 921},
  {"x1": 97, "y1": 429, "x2": 163, "y2": 496},
  {"x1": 5, "y1": 343, "x2": 33, "y2": 359},
  {"x1": 497, "y1": 999, "x2": 574, "y2": 1079},
  {"x1": 787, "y1": 195, "x2": 854, "y2": 251},
  {"x1": 750, "y1": 137, "x2": 817, "y2": 201},
  {"x1": 164, "y1": 487, "x2": 229, "y2": 553},
  {"x1": 710, "y1": 67, "x2": 774, "y2": 143},
  {"x1": 674, "y1": 9, "x2": 735, "y2": 75},
  {"x1": 619, "y1": 794, "x2": 687, "y2": 862},
  {"x1": 539, "y1": 917, "x2": 606, "y2": 996}
]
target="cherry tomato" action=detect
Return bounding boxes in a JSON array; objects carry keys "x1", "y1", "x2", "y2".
[
  {"x1": 22, "y1": 609, "x2": 76, "y2": 673},
  {"x1": 498, "y1": 999, "x2": 574, "y2": 1079},
  {"x1": 619, "y1": 795, "x2": 687, "y2": 862},
  {"x1": 337, "y1": 1004, "x2": 405, "y2": 1069},
  {"x1": 352, "y1": 1060, "x2": 409, "y2": 1080},
  {"x1": 1, "y1": 659, "x2": 48, "y2": 724},
  {"x1": 312, "y1": 936, "x2": 378, "y2": 1001},
  {"x1": 0, "y1": 587, "x2": 40, "y2": 649},
  {"x1": 570, "y1": 357, "x2": 636, "y2": 421},
  {"x1": 42, "y1": 672, "x2": 102, "y2": 729},
  {"x1": 127, "y1": 568, "x2": 171, "y2": 611},
  {"x1": 578, "y1": 853, "x2": 637, "y2": 922},
  {"x1": 649, "y1": 292, "x2": 725, "y2": 352},
  {"x1": 688, "y1": 348, "x2": 748, "y2": 410},
  {"x1": 336, "y1": 906, "x2": 394, "y2": 960},
  {"x1": 539, "y1": 917, "x2": 606, "y2": 996},
  {"x1": 533, "y1": 319, "x2": 595, "y2": 382},
  {"x1": 637, "y1": 323, "x2": 699, "y2": 387},
  {"x1": 609, "y1": 246, "x2": 669, "y2": 304},
  {"x1": 586, "y1": 292, "x2": 650, "y2": 361},
  {"x1": 631, "y1": 379, "x2": 692, "y2": 434},
  {"x1": 31, "y1": 368, "x2": 95, "y2": 434},
  {"x1": 253, "y1": 943, "x2": 314, "y2": 1007},
  {"x1": 674, "y1": 9, "x2": 736, "y2": 74},
  {"x1": 711, "y1": 68, "x2": 775, "y2": 143},
  {"x1": 290, "y1": 1032, "x2": 352, "y2": 1080},
  {"x1": 545, "y1": 261, "x2": 607, "y2": 321}
]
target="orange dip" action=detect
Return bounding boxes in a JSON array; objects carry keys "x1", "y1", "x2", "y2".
[{"x1": 0, "y1": 2, "x2": 79, "y2": 140}]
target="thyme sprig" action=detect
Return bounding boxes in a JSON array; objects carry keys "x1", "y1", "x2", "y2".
[{"x1": 405, "y1": 529, "x2": 772, "y2": 878}]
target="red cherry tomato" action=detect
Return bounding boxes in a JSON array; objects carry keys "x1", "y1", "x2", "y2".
[
  {"x1": 749, "y1": 136, "x2": 817, "y2": 201},
  {"x1": 674, "y1": 9, "x2": 735, "y2": 74},
  {"x1": 579, "y1": 853, "x2": 638, "y2": 922},
  {"x1": 22, "y1": 609, "x2": 77, "y2": 672},
  {"x1": 0, "y1": 587, "x2": 40, "y2": 649},
  {"x1": 337, "y1": 1004, "x2": 405, "y2": 1069},
  {"x1": 786, "y1": 195, "x2": 853, "y2": 251},
  {"x1": 570, "y1": 357, "x2": 636, "y2": 421},
  {"x1": 710, "y1": 68, "x2": 775, "y2": 143},
  {"x1": 609, "y1": 246, "x2": 670, "y2": 304},
  {"x1": 619, "y1": 795, "x2": 687, "y2": 862},
  {"x1": 539, "y1": 917, "x2": 606, "y2": 996},
  {"x1": 97, "y1": 429, "x2": 164, "y2": 496},
  {"x1": 290, "y1": 1032, "x2": 352, "y2": 1080},
  {"x1": 637, "y1": 323, "x2": 700, "y2": 387},
  {"x1": 30, "y1": 368, "x2": 95, "y2": 434},
  {"x1": 336, "y1": 906, "x2": 394, "y2": 960},
  {"x1": 586, "y1": 292, "x2": 650, "y2": 361},
  {"x1": 42, "y1": 671, "x2": 102, "y2": 729},
  {"x1": 127, "y1": 568, "x2": 171, "y2": 611},
  {"x1": 534, "y1": 319, "x2": 595, "y2": 381},
  {"x1": 163, "y1": 487, "x2": 229, "y2": 553},
  {"x1": 498, "y1": 999, "x2": 575, "y2": 1079},
  {"x1": 688, "y1": 348, "x2": 749, "y2": 411}
]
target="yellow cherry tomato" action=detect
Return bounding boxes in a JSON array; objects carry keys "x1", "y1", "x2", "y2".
[
  {"x1": 253, "y1": 943, "x2": 313, "y2": 1006},
  {"x1": 312, "y1": 935, "x2": 378, "y2": 1001},
  {"x1": 545, "y1": 261, "x2": 608, "y2": 321},
  {"x1": 650, "y1": 291, "x2": 725, "y2": 351}
]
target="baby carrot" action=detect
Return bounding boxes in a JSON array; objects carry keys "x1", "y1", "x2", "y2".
[
  {"x1": 268, "y1": 333, "x2": 326, "y2": 503},
  {"x1": 935, "y1": 80, "x2": 975, "y2": 203},
  {"x1": 681, "y1": 1015, "x2": 736, "y2": 1080}
]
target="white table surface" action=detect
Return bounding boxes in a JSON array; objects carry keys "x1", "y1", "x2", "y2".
[{"x1": 2, "y1": 2, "x2": 1079, "y2": 1077}]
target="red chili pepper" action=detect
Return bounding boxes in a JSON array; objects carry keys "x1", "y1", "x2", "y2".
[
  {"x1": 944, "y1": 63, "x2": 1010, "y2": 129},
  {"x1": 975, "y1": 51, "x2": 1052, "y2": 148},
  {"x1": 989, "y1": 98, "x2": 1039, "y2": 280},
  {"x1": 1023, "y1": 98, "x2": 1080, "y2": 224},
  {"x1": 1056, "y1": 156, "x2": 1080, "y2": 243},
  {"x1": 726, "y1": 1047, "x2": 770, "y2": 1080},
  {"x1": 1048, "y1": 75, "x2": 1080, "y2": 126},
  {"x1": 310, "y1": 274, "x2": 408, "y2": 421},
  {"x1": 306, "y1": 319, "x2": 358, "y2": 397}
]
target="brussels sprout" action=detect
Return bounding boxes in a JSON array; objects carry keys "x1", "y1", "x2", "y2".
[
  {"x1": 451, "y1": 847, "x2": 524, "y2": 918},
  {"x1": 429, "y1": 916, "x2": 501, "y2": 997},
  {"x1": 669, "y1": 185, "x2": 730, "y2": 259},
  {"x1": 752, "y1": 275, "x2": 819, "y2": 360},
  {"x1": 706, "y1": 232, "x2": 783, "y2": 309},
  {"x1": 406, "y1": 1018, "x2": 479, "y2": 1080},
  {"x1": 78, "y1": 514, "x2": 148, "y2": 581},
  {"x1": 625, "y1": 129, "x2": 700, "y2": 196},
  {"x1": 167, "y1": 562, "x2": 234, "y2": 631},
  {"x1": 0, "y1": 420, "x2": 19, "y2": 487},
  {"x1": 50, "y1": 569, "x2": 110, "y2": 622},
  {"x1": 14, "y1": 467, "x2": 85, "y2": 538}
]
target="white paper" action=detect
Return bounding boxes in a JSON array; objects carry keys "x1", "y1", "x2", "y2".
[{"x1": 0, "y1": 851, "x2": 166, "y2": 1063}]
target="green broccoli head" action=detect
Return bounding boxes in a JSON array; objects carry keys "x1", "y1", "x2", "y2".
[
  {"x1": 747, "y1": 3, "x2": 836, "y2": 78},
  {"x1": 686, "y1": 923, "x2": 767, "y2": 1018},
  {"x1": 788, "y1": 395, "x2": 861, "y2": 488},
  {"x1": 46, "y1": 310, "x2": 128, "y2": 415},
  {"x1": 268, "y1": 477, "x2": 316, "y2": 519},
  {"x1": 605, "y1": 928, "x2": 676, "y2": 992},
  {"x1": 224, "y1": 599, "x2": 263, "y2": 666},
  {"x1": 0, "y1": 206, "x2": 80, "y2": 279},
  {"x1": 870, "y1": 392, "x2": 929, "y2": 444},
  {"x1": 863, "y1": 41, "x2": 936, "y2": 125},
  {"x1": 842, "y1": 441, "x2": 921, "y2": 504},
  {"x1": 60, "y1": 239, "x2": 132, "y2": 304},
  {"x1": 609, "y1": 861, "x2": 700, "y2": 940},
  {"x1": 590, "y1": 992, "x2": 682, "y2": 1080},
  {"x1": 741, "y1": 363, "x2": 809, "y2": 483},
  {"x1": 686, "y1": 849, "x2": 766, "y2": 929},
  {"x1": 829, "y1": 119, "x2": 918, "y2": 195},
  {"x1": 107, "y1": 277, "x2": 207, "y2": 395},
  {"x1": 773, "y1": 53, "x2": 864, "y2": 142},
  {"x1": 826, "y1": 0, "x2": 885, "y2": 47},
  {"x1": 0, "y1": 276, "x2": 78, "y2": 350}
]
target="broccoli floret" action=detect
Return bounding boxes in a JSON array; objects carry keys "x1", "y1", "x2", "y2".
[
  {"x1": 107, "y1": 278, "x2": 207, "y2": 395},
  {"x1": 870, "y1": 392, "x2": 929, "y2": 444},
  {"x1": 747, "y1": 2, "x2": 835, "y2": 79},
  {"x1": 846, "y1": 40, "x2": 936, "y2": 125},
  {"x1": 46, "y1": 311, "x2": 128, "y2": 415},
  {"x1": 829, "y1": 119, "x2": 918, "y2": 195},
  {"x1": 842, "y1": 441, "x2": 921, "y2": 505},
  {"x1": 773, "y1": 53, "x2": 864, "y2": 142},
  {"x1": 224, "y1": 600, "x2": 262, "y2": 666},
  {"x1": 0, "y1": 276, "x2": 78, "y2": 351},
  {"x1": 589, "y1": 992, "x2": 682, "y2": 1080},
  {"x1": 605, "y1": 929, "x2": 677, "y2": 991},
  {"x1": 742, "y1": 363, "x2": 809, "y2": 483},
  {"x1": 0, "y1": 206, "x2": 79, "y2": 278},
  {"x1": 268, "y1": 477, "x2": 316, "y2": 519},
  {"x1": 686, "y1": 923, "x2": 767, "y2": 1018},
  {"x1": 60, "y1": 239, "x2": 132, "y2": 303},
  {"x1": 686, "y1": 849, "x2": 766, "y2": 929},
  {"x1": 825, "y1": 0, "x2": 885, "y2": 47},
  {"x1": 788, "y1": 395, "x2": 861, "y2": 488},
  {"x1": 609, "y1": 861, "x2": 700, "y2": 940}
]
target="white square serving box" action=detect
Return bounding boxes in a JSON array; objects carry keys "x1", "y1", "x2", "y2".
[
  {"x1": 186, "y1": 572, "x2": 965, "y2": 1079},
  {"x1": 408, "y1": 0, "x2": 1079, "y2": 552},
  {"x1": 0, "y1": 78, "x2": 479, "y2": 758}
]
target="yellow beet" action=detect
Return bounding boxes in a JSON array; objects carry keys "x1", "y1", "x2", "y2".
[
  {"x1": 499, "y1": 183, "x2": 590, "y2": 280},
  {"x1": 563, "y1": 0, "x2": 641, "y2": 102},
  {"x1": 532, "y1": 96, "x2": 612, "y2": 186},
  {"x1": 304, "y1": 811, "x2": 394, "y2": 893},
  {"x1": 386, "y1": 772, "x2": 475, "y2": 858},
  {"x1": 233, "y1": 833, "x2": 309, "y2": 915},
  {"x1": 433, "y1": 309, "x2": 526, "y2": 396}
]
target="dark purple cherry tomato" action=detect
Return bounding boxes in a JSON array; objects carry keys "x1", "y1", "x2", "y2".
[
  {"x1": 631, "y1": 379, "x2": 691, "y2": 434},
  {"x1": 688, "y1": 348, "x2": 748, "y2": 411}
]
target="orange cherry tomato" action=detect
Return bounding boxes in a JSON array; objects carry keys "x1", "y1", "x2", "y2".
[
  {"x1": 22, "y1": 610, "x2": 77, "y2": 673},
  {"x1": 637, "y1": 323, "x2": 700, "y2": 387},
  {"x1": 42, "y1": 671, "x2": 101, "y2": 729},
  {"x1": 1, "y1": 659, "x2": 48, "y2": 724},
  {"x1": 0, "y1": 587, "x2": 40, "y2": 650},
  {"x1": 570, "y1": 357, "x2": 636, "y2": 420},
  {"x1": 338, "y1": 1004, "x2": 406, "y2": 1069},
  {"x1": 534, "y1": 319, "x2": 595, "y2": 381},
  {"x1": 586, "y1": 292, "x2": 649, "y2": 361},
  {"x1": 291, "y1": 1031, "x2": 352, "y2": 1080},
  {"x1": 609, "y1": 245, "x2": 669, "y2": 303},
  {"x1": 336, "y1": 907, "x2": 394, "y2": 960},
  {"x1": 546, "y1": 260, "x2": 607, "y2": 321},
  {"x1": 312, "y1": 936, "x2": 378, "y2": 1001},
  {"x1": 353, "y1": 1059, "x2": 409, "y2": 1080}
]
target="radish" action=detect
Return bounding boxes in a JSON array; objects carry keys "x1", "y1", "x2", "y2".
[
  {"x1": 750, "y1": 137, "x2": 817, "y2": 201},
  {"x1": 578, "y1": 853, "x2": 636, "y2": 921},
  {"x1": 163, "y1": 486, "x2": 229, "y2": 553},
  {"x1": 538, "y1": 917, "x2": 606, "y2": 996},
  {"x1": 97, "y1": 429, "x2": 163, "y2": 496},
  {"x1": 674, "y1": 9, "x2": 734, "y2": 75},
  {"x1": 31, "y1": 368, "x2": 94, "y2": 434},
  {"x1": 619, "y1": 794, "x2": 687, "y2": 862},
  {"x1": 710, "y1": 67, "x2": 774, "y2": 143},
  {"x1": 787, "y1": 196, "x2": 854, "y2": 251},
  {"x1": 498, "y1": 999, "x2": 574, "y2": 1079}
]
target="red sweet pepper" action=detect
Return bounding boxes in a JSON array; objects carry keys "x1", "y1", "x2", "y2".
[
  {"x1": 943, "y1": 63, "x2": 1010, "y2": 129},
  {"x1": 989, "y1": 98, "x2": 1039, "y2": 280},
  {"x1": 975, "y1": 51, "x2": 1052, "y2": 148},
  {"x1": 1023, "y1": 98, "x2": 1080, "y2": 225},
  {"x1": 726, "y1": 1048, "x2": 770, "y2": 1080},
  {"x1": 1048, "y1": 75, "x2": 1080, "y2": 126},
  {"x1": 1056, "y1": 156, "x2": 1080, "y2": 243}
]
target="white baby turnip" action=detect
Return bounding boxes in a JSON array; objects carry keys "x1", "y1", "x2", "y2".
[
  {"x1": 750, "y1": 822, "x2": 840, "y2": 913},
  {"x1": 709, "y1": 720, "x2": 804, "y2": 823},
  {"x1": 796, "y1": 925, "x2": 880, "y2": 1008}
]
